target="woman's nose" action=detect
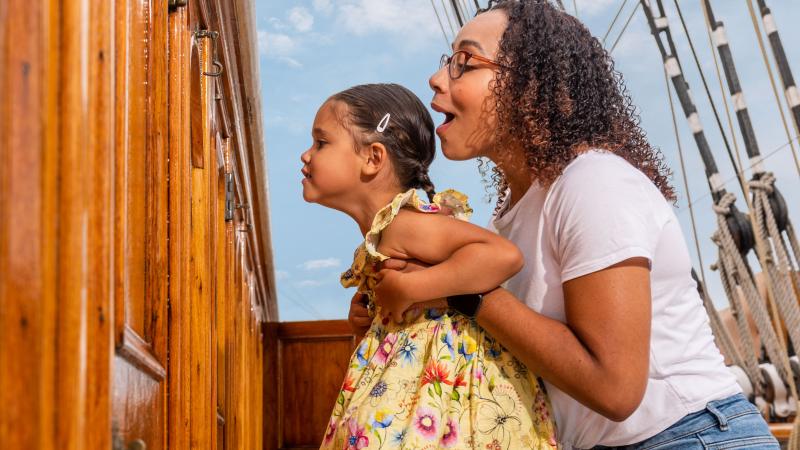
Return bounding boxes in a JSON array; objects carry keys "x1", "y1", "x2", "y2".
[{"x1": 429, "y1": 66, "x2": 447, "y2": 94}]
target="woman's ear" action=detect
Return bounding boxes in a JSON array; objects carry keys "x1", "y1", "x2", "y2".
[{"x1": 362, "y1": 142, "x2": 389, "y2": 176}]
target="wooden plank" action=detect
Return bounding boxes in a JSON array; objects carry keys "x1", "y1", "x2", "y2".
[
  {"x1": 769, "y1": 423, "x2": 793, "y2": 442},
  {"x1": 0, "y1": 1, "x2": 59, "y2": 448},
  {"x1": 277, "y1": 320, "x2": 355, "y2": 339},
  {"x1": 265, "y1": 320, "x2": 356, "y2": 450},
  {"x1": 167, "y1": 5, "x2": 192, "y2": 449}
]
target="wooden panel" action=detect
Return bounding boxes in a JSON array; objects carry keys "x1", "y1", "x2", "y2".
[
  {"x1": 1, "y1": 0, "x2": 276, "y2": 448},
  {"x1": 266, "y1": 321, "x2": 357, "y2": 450},
  {"x1": 0, "y1": 1, "x2": 58, "y2": 449},
  {"x1": 1, "y1": 0, "x2": 116, "y2": 449},
  {"x1": 188, "y1": 26, "x2": 217, "y2": 449},
  {"x1": 167, "y1": 4, "x2": 193, "y2": 448},
  {"x1": 111, "y1": 0, "x2": 169, "y2": 448}
]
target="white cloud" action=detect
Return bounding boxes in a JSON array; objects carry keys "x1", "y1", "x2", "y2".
[
  {"x1": 288, "y1": 7, "x2": 314, "y2": 33},
  {"x1": 299, "y1": 257, "x2": 341, "y2": 270},
  {"x1": 296, "y1": 279, "x2": 324, "y2": 287},
  {"x1": 313, "y1": 0, "x2": 334, "y2": 14},
  {"x1": 257, "y1": 30, "x2": 302, "y2": 68},
  {"x1": 275, "y1": 270, "x2": 290, "y2": 280},
  {"x1": 575, "y1": 0, "x2": 618, "y2": 17},
  {"x1": 268, "y1": 17, "x2": 287, "y2": 31},
  {"x1": 336, "y1": 0, "x2": 439, "y2": 39},
  {"x1": 257, "y1": 31, "x2": 295, "y2": 56}
]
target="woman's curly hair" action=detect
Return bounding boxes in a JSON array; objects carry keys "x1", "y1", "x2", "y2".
[{"x1": 481, "y1": 0, "x2": 676, "y2": 205}]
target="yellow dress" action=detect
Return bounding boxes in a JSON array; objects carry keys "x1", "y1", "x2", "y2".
[{"x1": 320, "y1": 189, "x2": 558, "y2": 450}]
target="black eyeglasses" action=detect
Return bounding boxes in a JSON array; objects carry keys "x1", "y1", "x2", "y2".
[{"x1": 439, "y1": 50, "x2": 508, "y2": 80}]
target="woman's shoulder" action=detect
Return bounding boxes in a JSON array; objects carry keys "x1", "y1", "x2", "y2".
[
  {"x1": 560, "y1": 150, "x2": 646, "y2": 183},
  {"x1": 549, "y1": 150, "x2": 657, "y2": 198},
  {"x1": 544, "y1": 149, "x2": 670, "y2": 219}
]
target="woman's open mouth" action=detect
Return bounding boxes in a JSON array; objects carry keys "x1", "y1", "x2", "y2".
[{"x1": 436, "y1": 113, "x2": 455, "y2": 135}]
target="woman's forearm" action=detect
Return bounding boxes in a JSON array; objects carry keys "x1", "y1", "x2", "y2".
[{"x1": 476, "y1": 288, "x2": 647, "y2": 421}]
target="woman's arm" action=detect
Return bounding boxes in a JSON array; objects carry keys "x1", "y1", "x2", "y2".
[
  {"x1": 372, "y1": 209, "x2": 523, "y2": 321},
  {"x1": 476, "y1": 257, "x2": 651, "y2": 422}
]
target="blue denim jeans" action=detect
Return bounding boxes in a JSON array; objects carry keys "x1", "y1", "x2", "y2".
[{"x1": 592, "y1": 393, "x2": 780, "y2": 449}]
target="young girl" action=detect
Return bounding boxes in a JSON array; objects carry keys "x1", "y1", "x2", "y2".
[{"x1": 302, "y1": 83, "x2": 557, "y2": 449}]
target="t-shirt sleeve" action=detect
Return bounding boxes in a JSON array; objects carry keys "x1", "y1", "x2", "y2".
[{"x1": 544, "y1": 155, "x2": 669, "y2": 282}]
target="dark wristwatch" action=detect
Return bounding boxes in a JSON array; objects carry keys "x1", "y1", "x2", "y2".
[{"x1": 447, "y1": 293, "x2": 486, "y2": 319}]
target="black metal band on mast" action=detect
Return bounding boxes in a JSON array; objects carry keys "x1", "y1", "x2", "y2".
[
  {"x1": 702, "y1": 1, "x2": 762, "y2": 171},
  {"x1": 703, "y1": 0, "x2": 789, "y2": 231},
  {"x1": 449, "y1": 0, "x2": 465, "y2": 26},
  {"x1": 640, "y1": 1, "x2": 722, "y2": 197},
  {"x1": 671, "y1": 1, "x2": 746, "y2": 198},
  {"x1": 756, "y1": 0, "x2": 800, "y2": 135},
  {"x1": 641, "y1": 0, "x2": 755, "y2": 253}
]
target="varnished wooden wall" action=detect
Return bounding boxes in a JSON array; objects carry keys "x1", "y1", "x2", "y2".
[
  {"x1": 265, "y1": 321, "x2": 357, "y2": 450},
  {"x1": 0, "y1": 0, "x2": 277, "y2": 449}
]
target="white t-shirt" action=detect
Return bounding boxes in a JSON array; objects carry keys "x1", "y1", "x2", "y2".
[{"x1": 490, "y1": 151, "x2": 740, "y2": 449}]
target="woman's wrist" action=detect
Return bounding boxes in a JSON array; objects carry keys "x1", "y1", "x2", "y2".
[
  {"x1": 447, "y1": 286, "x2": 500, "y2": 319},
  {"x1": 473, "y1": 286, "x2": 503, "y2": 320}
]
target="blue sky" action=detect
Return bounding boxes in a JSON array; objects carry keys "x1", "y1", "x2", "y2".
[{"x1": 255, "y1": 0, "x2": 800, "y2": 322}]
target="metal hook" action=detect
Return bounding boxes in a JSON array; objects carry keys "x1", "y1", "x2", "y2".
[
  {"x1": 194, "y1": 28, "x2": 224, "y2": 77},
  {"x1": 205, "y1": 60, "x2": 224, "y2": 77}
]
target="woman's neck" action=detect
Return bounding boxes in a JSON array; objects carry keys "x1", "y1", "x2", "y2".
[
  {"x1": 492, "y1": 143, "x2": 593, "y2": 208},
  {"x1": 492, "y1": 150, "x2": 533, "y2": 209}
]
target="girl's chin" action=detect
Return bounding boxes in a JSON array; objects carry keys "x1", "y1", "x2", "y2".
[{"x1": 301, "y1": 185, "x2": 316, "y2": 203}]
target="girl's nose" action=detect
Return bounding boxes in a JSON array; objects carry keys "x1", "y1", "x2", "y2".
[{"x1": 300, "y1": 148, "x2": 311, "y2": 164}]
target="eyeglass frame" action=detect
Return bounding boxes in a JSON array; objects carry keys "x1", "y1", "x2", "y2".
[{"x1": 439, "y1": 50, "x2": 509, "y2": 80}]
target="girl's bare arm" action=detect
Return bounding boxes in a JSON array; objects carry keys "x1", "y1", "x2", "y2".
[{"x1": 373, "y1": 209, "x2": 523, "y2": 317}]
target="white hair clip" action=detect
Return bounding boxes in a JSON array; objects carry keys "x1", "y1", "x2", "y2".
[{"x1": 376, "y1": 113, "x2": 391, "y2": 132}]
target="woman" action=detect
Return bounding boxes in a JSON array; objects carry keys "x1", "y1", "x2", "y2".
[{"x1": 350, "y1": 1, "x2": 779, "y2": 448}]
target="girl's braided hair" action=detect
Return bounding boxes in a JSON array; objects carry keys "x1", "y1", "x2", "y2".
[{"x1": 331, "y1": 83, "x2": 437, "y2": 202}]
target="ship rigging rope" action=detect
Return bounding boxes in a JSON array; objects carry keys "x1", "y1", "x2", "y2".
[
  {"x1": 714, "y1": 194, "x2": 800, "y2": 449},
  {"x1": 602, "y1": 0, "x2": 629, "y2": 46},
  {"x1": 750, "y1": 175, "x2": 800, "y2": 354},
  {"x1": 698, "y1": 0, "x2": 797, "y2": 352},
  {"x1": 672, "y1": 0, "x2": 746, "y2": 197},
  {"x1": 663, "y1": 64, "x2": 746, "y2": 372},
  {"x1": 460, "y1": 0, "x2": 475, "y2": 18},
  {"x1": 674, "y1": 136, "x2": 799, "y2": 217},
  {"x1": 713, "y1": 195, "x2": 796, "y2": 392},
  {"x1": 430, "y1": 0, "x2": 453, "y2": 48},
  {"x1": 439, "y1": 0, "x2": 458, "y2": 39},
  {"x1": 714, "y1": 237, "x2": 766, "y2": 392},
  {"x1": 609, "y1": 2, "x2": 640, "y2": 54},
  {"x1": 658, "y1": 3, "x2": 780, "y2": 342},
  {"x1": 700, "y1": 0, "x2": 800, "y2": 369},
  {"x1": 745, "y1": 0, "x2": 800, "y2": 178}
]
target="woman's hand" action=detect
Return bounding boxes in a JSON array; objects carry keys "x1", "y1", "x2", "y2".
[
  {"x1": 347, "y1": 292, "x2": 371, "y2": 339},
  {"x1": 374, "y1": 258, "x2": 451, "y2": 322},
  {"x1": 373, "y1": 269, "x2": 414, "y2": 323}
]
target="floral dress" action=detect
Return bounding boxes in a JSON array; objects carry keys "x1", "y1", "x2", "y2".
[{"x1": 320, "y1": 189, "x2": 558, "y2": 450}]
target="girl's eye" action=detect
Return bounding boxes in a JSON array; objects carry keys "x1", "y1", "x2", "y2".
[{"x1": 316, "y1": 140, "x2": 326, "y2": 149}]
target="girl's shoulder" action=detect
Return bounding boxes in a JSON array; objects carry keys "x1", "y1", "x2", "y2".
[{"x1": 364, "y1": 188, "x2": 472, "y2": 260}]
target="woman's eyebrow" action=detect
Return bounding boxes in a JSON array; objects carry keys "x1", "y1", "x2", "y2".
[{"x1": 456, "y1": 39, "x2": 485, "y2": 53}]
